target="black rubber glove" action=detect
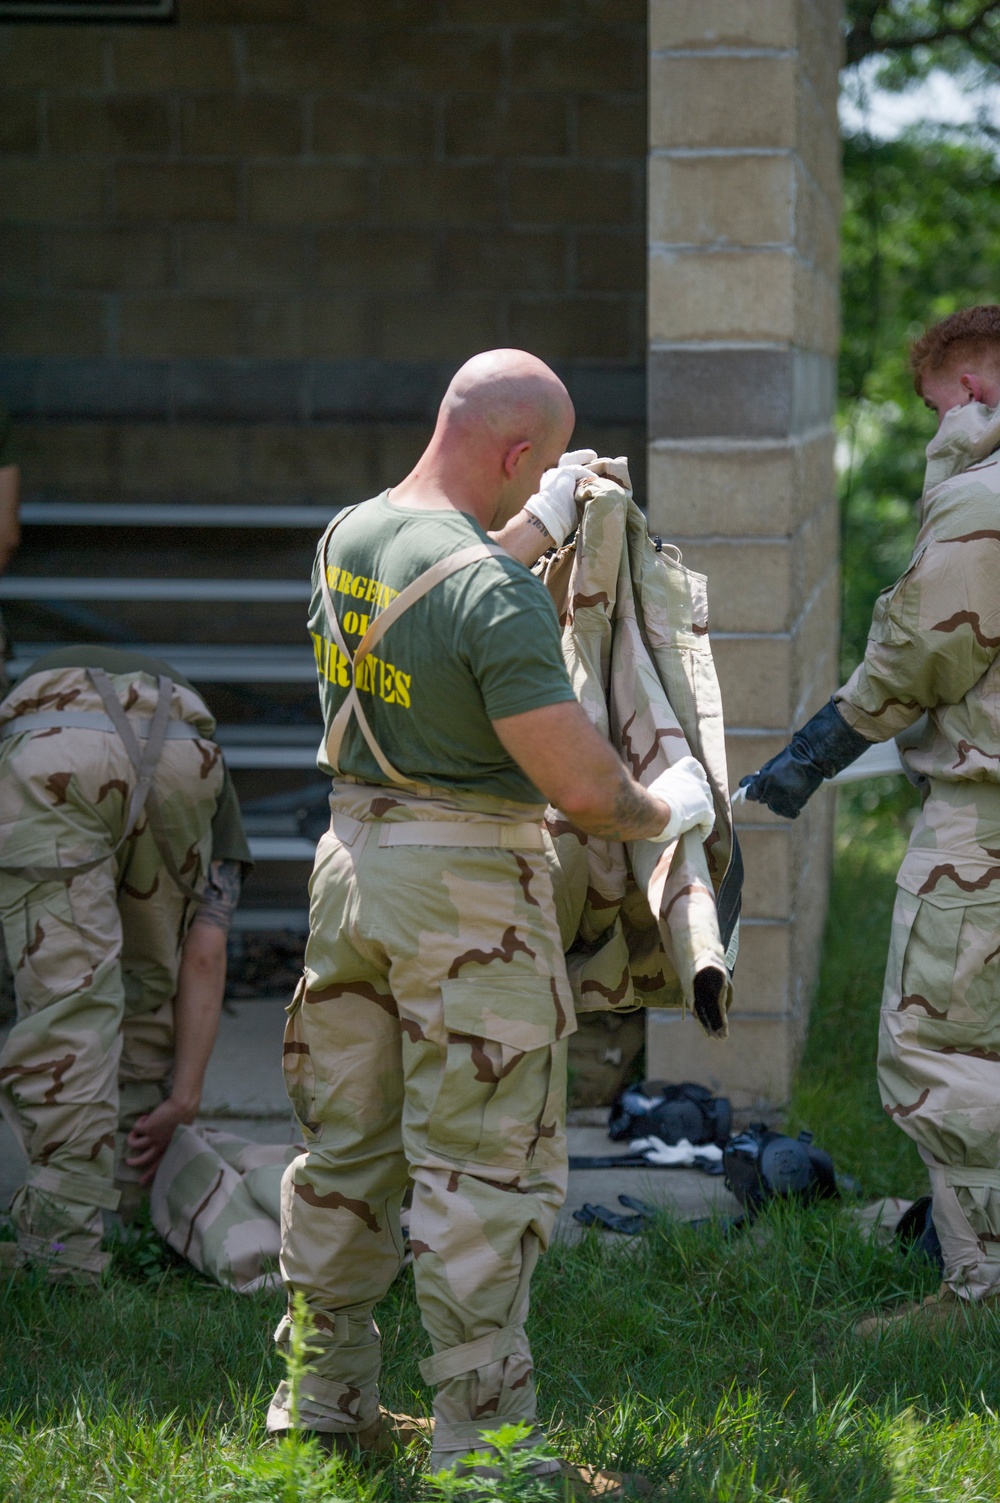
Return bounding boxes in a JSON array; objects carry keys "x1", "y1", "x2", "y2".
[{"x1": 740, "y1": 699, "x2": 872, "y2": 819}]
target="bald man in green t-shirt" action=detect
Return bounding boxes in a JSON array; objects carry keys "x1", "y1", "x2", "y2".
[{"x1": 267, "y1": 350, "x2": 714, "y2": 1496}]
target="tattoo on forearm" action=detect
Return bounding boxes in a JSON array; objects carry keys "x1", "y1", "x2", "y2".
[
  {"x1": 524, "y1": 512, "x2": 554, "y2": 541},
  {"x1": 193, "y1": 859, "x2": 242, "y2": 933},
  {"x1": 587, "y1": 767, "x2": 659, "y2": 842}
]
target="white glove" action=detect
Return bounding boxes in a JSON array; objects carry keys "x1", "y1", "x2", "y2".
[
  {"x1": 646, "y1": 755, "x2": 715, "y2": 844},
  {"x1": 523, "y1": 451, "x2": 598, "y2": 547}
]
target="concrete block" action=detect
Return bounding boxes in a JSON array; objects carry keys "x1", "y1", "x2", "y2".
[
  {"x1": 577, "y1": 94, "x2": 647, "y2": 159},
  {"x1": 794, "y1": 260, "x2": 840, "y2": 357},
  {"x1": 576, "y1": 232, "x2": 644, "y2": 292},
  {"x1": 509, "y1": 296, "x2": 632, "y2": 361},
  {"x1": 375, "y1": 294, "x2": 498, "y2": 360},
  {"x1": 790, "y1": 494, "x2": 839, "y2": 622},
  {"x1": 649, "y1": 348, "x2": 794, "y2": 443},
  {"x1": 713, "y1": 634, "x2": 791, "y2": 727},
  {"x1": 443, "y1": 0, "x2": 566, "y2": 20},
  {"x1": 316, "y1": 229, "x2": 437, "y2": 292},
  {"x1": 650, "y1": 56, "x2": 796, "y2": 151},
  {"x1": 175, "y1": 227, "x2": 306, "y2": 293},
  {"x1": 0, "y1": 92, "x2": 39, "y2": 154},
  {"x1": 113, "y1": 29, "x2": 238, "y2": 90},
  {"x1": 796, "y1": 0, "x2": 844, "y2": 113},
  {"x1": 671, "y1": 538, "x2": 792, "y2": 634},
  {"x1": 789, "y1": 565, "x2": 841, "y2": 723},
  {"x1": 118, "y1": 424, "x2": 242, "y2": 494},
  {"x1": 243, "y1": 299, "x2": 303, "y2": 358},
  {"x1": 0, "y1": 162, "x2": 104, "y2": 224},
  {"x1": 731, "y1": 922, "x2": 792, "y2": 1015},
  {"x1": 243, "y1": 27, "x2": 374, "y2": 91},
  {"x1": 372, "y1": 422, "x2": 434, "y2": 488},
  {"x1": 794, "y1": 430, "x2": 838, "y2": 527},
  {"x1": 0, "y1": 29, "x2": 105, "y2": 89},
  {"x1": 18, "y1": 422, "x2": 116, "y2": 489},
  {"x1": 649, "y1": 155, "x2": 794, "y2": 249},
  {"x1": 509, "y1": 164, "x2": 636, "y2": 226},
  {"x1": 119, "y1": 297, "x2": 243, "y2": 358},
  {"x1": 650, "y1": 248, "x2": 794, "y2": 342},
  {"x1": 369, "y1": 28, "x2": 503, "y2": 92},
  {"x1": 445, "y1": 94, "x2": 568, "y2": 158},
  {"x1": 116, "y1": 165, "x2": 238, "y2": 222},
  {"x1": 182, "y1": 95, "x2": 304, "y2": 157},
  {"x1": 510, "y1": 28, "x2": 644, "y2": 92},
  {"x1": 796, "y1": 71, "x2": 842, "y2": 208},
  {"x1": 247, "y1": 424, "x2": 373, "y2": 490},
  {"x1": 47, "y1": 96, "x2": 170, "y2": 157},
  {"x1": 313, "y1": 94, "x2": 432, "y2": 158},
  {"x1": 184, "y1": 0, "x2": 307, "y2": 16},
  {"x1": 648, "y1": 444, "x2": 799, "y2": 538},
  {"x1": 738, "y1": 825, "x2": 792, "y2": 920},
  {"x1": 0, "y1": 229, "x2": 40, "y2": 292},
  {"x1": 794, "y1": 160, "x2": 840, "y2": 272},
  {"x1": 249, "y1": 164, "x2": 367, "y2": 224},
  {"x1": 299, "y1": 295, "x2": 371, "y2": 357},
  {"x1": 646, "y1": 1009, "x2": 796, "y2": 1109},
  {"x1": 651, "y1": 0, "x2": 795, "y2": 48},
  {"x1": 725, "y1": 732, "x2": 788, "y2": 787},
  {"x1": 442, "y1": 232, "x2": 565, "y2": 292},
  {"x1": 376, "y1": 165, "x2": 500, "y2": 227},
  {"x1": 0, "y1": 296, "x2": 103, "y2": 357},
  {"x1": 50, "y1": 230, "x2": 169, "y2": 291}
]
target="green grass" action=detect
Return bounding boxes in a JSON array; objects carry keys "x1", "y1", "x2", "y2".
[{"x1": 6, "y1": 788, "x2": 1000, "y2": 1502}]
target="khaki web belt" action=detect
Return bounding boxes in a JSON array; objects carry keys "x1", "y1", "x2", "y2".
[
  {"x1": 377, "y1": 820, "x2": 544, "y2": 851},
  {"x1": 0, "y1": 668, "x2": 207, "y2": 900},
  {"x1": 318, "y1": 505, "x2": 510, "y2": 792}
]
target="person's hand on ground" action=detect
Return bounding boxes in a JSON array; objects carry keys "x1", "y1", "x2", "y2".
[
  {"x1": 523, "y1": 450, "x2": 599, "y2": 547},
  {"x1": 126, "y1": 1097, "x2": 192, "y2": 1185},
  {"x1": 646, "y1": 756, "x2": 715, "y2": 844}
]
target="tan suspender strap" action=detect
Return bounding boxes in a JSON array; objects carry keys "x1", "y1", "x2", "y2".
[
  {"x1": 317, "y1": 506, "x2": 509, "y2": 788},
  {"x1": 89, "y1": 669, "x2": 203, "y2": 902},
  {"x1": 0, "y1": 669, "x2": 205, "y2": 902}
]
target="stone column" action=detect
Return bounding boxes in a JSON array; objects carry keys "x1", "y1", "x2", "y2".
[{"x1": 645, "y1": 1, "x2": 843, "y2": 1108}]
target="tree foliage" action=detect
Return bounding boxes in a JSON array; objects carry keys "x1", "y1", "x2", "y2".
[
  {"x1": 839, "y1": 128, "x2": 1000, "y2": 671},
  {"x1": 846, "y1": 1, "x2": 1000, "y2": 74}
]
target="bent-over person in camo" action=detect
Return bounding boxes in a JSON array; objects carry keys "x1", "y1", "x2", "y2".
[{"x1": 0, "y1": 646, "x2": 251, "y2": 1284}]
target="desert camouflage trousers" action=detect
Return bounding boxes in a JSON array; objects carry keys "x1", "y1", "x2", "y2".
[
  {"x1": 268, "y1": 781, "x2": 575, "y2": 1467},
  {"x1": 0, "y1": 667, "x2": 222, "y2": 1278},
  {"x1": 878, "y1": 825, "x2": 1000, "y2": 1299}
]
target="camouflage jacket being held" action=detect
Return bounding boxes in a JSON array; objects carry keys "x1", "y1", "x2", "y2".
[
  {"x1": 537, "y1": 474, "x2": 739, "y2": 1038},
  {"x1": 835, "y1": 400, "x2": 1000, "y2": 899}
]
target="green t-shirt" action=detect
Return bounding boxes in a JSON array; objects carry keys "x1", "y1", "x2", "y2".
[
  {"x1": 27, "y1": 646, "x2": 252, "y2": 868},
  {"x1": 309, "y1": 493, "x2": 576, "y2": 803}
]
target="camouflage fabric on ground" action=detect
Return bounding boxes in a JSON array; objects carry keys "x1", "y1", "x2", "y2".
[
  {"x1": 0, "y1": 667, "x2": 222, "y2": 1279},
  {"x1": 267, "y1": 781, "x2": 574, "y2": 1470},
  {"x1": 835, "y1": 402, "x2": 1000, "y2": 1300},
  {"x1": 536, "y1": 473, "x2": 737, "y2": 1036},
  {"x1": 151, "y1": 1125, "x2": 299, "y2": 1293}
]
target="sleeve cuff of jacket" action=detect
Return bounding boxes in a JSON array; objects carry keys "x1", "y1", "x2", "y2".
[{"x1": 831, "y1": 691, "x2": 901, "y2": 744}]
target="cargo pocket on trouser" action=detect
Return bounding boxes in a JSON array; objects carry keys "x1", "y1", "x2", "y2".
[
  {"x1": 426, "y1": 974, "x2": 570, "y2": 1174},
  {"x1": 282, "y1": 976, "x2": 320, "y2": 1139}
]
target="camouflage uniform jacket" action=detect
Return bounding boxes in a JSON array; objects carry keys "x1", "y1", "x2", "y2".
[
  {"x1": 835, "y1": 401, "x2": 1000, "y2": 900},
  {"x1": 537, "y1": 476, "x2": 739, "y2": 1038}
]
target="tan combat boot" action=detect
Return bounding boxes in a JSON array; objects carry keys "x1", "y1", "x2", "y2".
[
  {"x1": 853, "y1": 1283, "x2": 1000, "y2": 1338},
  {"x1": 275, "y1": 1407, "x2": 432, "y2": 1458}
]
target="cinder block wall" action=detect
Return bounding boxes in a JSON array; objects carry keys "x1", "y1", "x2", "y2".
[
  {"x1": 0, "y1": 0, "x2": 647, "y2": 514},
  {"x1": 645, "y1": 0, "x2": 843, "y2": 1108}
]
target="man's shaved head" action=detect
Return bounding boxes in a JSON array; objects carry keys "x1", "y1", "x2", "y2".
[
  {"x1": 439, "y1": 348, "x2": 574, "y2": 450},
  {"x1": 390, "y1": 348, "x2": 576, "y2": 529}
]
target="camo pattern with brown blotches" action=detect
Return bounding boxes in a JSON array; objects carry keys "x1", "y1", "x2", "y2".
[
  {"x1": 0, "y1": 667, "x2": 222, "y2": 1279},
  {"x1": 267, "y1": 781, "x2": 574, "y2": 1467},
  {"x1": 835, "y1": 402, "x2": 1000, "y2": 1299}
]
